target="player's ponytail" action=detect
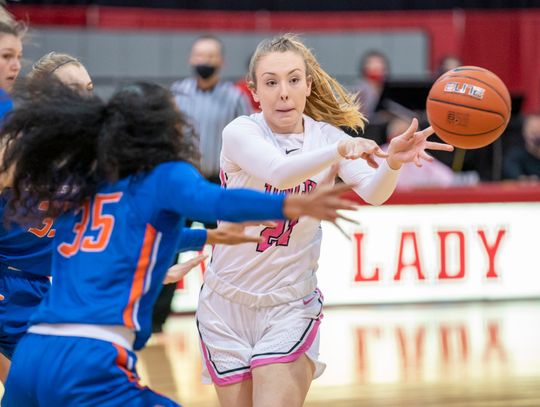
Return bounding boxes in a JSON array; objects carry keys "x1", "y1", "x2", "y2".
[{"x1": 248, "y1": 34, "x2": 366, "y2": 132}]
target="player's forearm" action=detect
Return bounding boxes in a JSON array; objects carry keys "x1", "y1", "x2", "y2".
[{"x1": 351, "y1": 160, "x2": 400, "y2": 206}]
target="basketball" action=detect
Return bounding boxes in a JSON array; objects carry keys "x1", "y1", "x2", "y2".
[{"x1": 426, "y1": 66, "x2": 511, "y2": 149}]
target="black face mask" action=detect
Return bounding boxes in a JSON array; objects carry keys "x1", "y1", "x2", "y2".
[{"x1": 193, "y1": 64, "x2": 217, "y2": 80}]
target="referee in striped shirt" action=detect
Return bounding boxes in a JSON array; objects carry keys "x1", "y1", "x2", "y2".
[
  {"x1": 171, "y1": 35, "x2": 253, "y2": 184},
  {"x1": 155, "y1": 35, "x2": 252, "y2": 333}
]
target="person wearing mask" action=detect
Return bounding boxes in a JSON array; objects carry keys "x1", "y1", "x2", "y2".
[
  {"x1": 353, "y1": 50, "x2": 389, "y2": 121},
  {"x1": 171, "y1": 35, "x2": 252, "y2": 184}
]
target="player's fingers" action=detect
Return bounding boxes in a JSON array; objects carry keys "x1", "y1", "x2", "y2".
[
  {"x1": 163, "y1": 255, "x2": 208, "y2": 284},
  {"x1": 414, "y1": 154, "x2": 423, "y2": 167},
  {"x1": 229, "y1": 232, "x2": 264, "y2": 244},
  {"x1": 366, "y1": 155, "x2": 379, "y2": 169},
  {"x1": 217, "y1": 221, "x2": 245, "y2": 232},
  {"x1": 426, "y1": 141, "x2": 455, "y2": 151},
  {"x1": 416, "y1": 126, "x2": 435, "y2": 139},
  {"x1": 326, "y1": 196, "x2": 359, "y2": 213},
  {"x1": 317, "y1": 182, "x2": 351, "y2": 197},
  {"x1": 183, "y1": 254, "x2": 208, "y2": 268},
  {"x1": 402, "y1": 118, "x2": 418, "y2": 139},
  {"x1": 419, "y1": 150, "x2": 434, "y2": 162},
  {"x1": 374, "y1": 148, "x2": 389, "y2": 158},
  {"x1": 329, "y1": 220, "x2": 352, "y2": 241},
  {"x1": 237, "y1": 221, "x2": 278, "y2": 228},
  {"x1": 334, "y1": 212, "x2": 360, "y2": 224}
]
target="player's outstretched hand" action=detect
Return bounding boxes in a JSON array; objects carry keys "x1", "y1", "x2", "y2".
[
  {"x1": 386, "y1": 118, "x2": 454, "y2": 168},
  {"x1": 283, "y1": 183, "x2": 358, "y2": 223},
  {"x1": 163, "y1": 254, "x2": 208, "y2": 284},
  {"x1": 206, "y1": 221, "x2": 276, "y2": 245},
  {"x1": 337, "y1": 137, "x2": 388, "y2": 168}
]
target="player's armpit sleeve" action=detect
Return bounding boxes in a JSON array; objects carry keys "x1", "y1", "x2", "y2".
[
  {"x1": 159, "y1": 162, "x2": 286, "y2": 223},
  {"x1": 222, "y1": 118, "x2": 342, "y2": 189},
  {"x1": 176, "y1": 228, "x2": 207, "y2": 253},
  {"x1": 339, "y1": 159, "x2": 400, "y2": 206}
]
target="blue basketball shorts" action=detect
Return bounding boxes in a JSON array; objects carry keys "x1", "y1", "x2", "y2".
[
  {"x1": 3, "y1": 333, "x2": 180, "y2": 407},
  {"x1": 0, "y1": 268, "x2": 50, "y2": 359}
]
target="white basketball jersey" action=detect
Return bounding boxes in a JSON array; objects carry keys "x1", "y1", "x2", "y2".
[{"x1": 208, "y1": 113, "x2": 375, "y2": 299}]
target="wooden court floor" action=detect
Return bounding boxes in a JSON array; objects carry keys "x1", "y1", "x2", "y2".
[
  {"x1": 137, "y1": 300, "x2": 540, "y2": 406},
  {"x1": 1, "y1": 301, "x2": 539, "y2": 406}
]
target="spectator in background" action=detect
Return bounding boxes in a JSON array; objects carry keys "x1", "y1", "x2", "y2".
[
  {"x1": 171, "y1": 35, "x2": 253, "y2": 184},
  {"x1": 353, "y1": 50, "x2": 389, "y2": 121},
  {"x1": 377, "y1": 117, "x2": 455, "y2": 189},
  {"x1": 435, "y1": 54, "x2": 463, "y2": 78},
  {"x1": 503, "y1": 113, "x2": 540, "y2": 180},
  {"x1": 164, "y1": 36, "x2": 253, "y2": 333}
]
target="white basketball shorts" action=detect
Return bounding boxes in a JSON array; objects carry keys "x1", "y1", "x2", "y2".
[{"x1": 196, "y1": 284, "x2": 326, "y2": 386}]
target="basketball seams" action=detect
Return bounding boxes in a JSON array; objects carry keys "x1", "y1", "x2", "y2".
[
  {"x1": 427, "y1": 97, "x2": 506, "y2": 119},
  {"x1": 432, "y1": 67, "x2": 489, "y2": 85},
  {"x1": 432, "y1": 121, "x2": 505, "y2": 137}
]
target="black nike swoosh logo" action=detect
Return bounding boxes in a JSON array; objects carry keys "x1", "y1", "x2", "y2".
[{"x1": 285, "y1": 148, "x2": 300, "y2": 155}]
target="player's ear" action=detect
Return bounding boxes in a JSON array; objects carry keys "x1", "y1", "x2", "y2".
[
  {"x1": 249, "y1": 81, "x2": 260, "y2": 102},
  {"x1": 306, "y1": 74, "x2": 312, "y2": 97}
]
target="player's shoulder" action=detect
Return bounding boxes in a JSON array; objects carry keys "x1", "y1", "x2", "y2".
[
  {"x1": 223, "y1": 113, "x2": 264, "y2": 135},
  {"x1": 305, "y1": 115, "x2": 349, "y2": 141}
]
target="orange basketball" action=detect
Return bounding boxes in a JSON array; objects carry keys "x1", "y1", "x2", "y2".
[{"x1": 426, "y1": 66, "x2": 511, "y2": 149}]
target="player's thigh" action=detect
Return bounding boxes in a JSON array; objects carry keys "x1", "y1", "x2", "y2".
[
  {"x1": 251, "y1": 354, "x2": 315, "y2": 407},
  {"x1": 214, "y1": 379, "x2": 253, "y2": 407}
]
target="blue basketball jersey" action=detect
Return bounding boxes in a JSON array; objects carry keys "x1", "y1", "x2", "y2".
[
  {"x1": 177, "y1": 227, "x2": 207, "y2": 252},
  {"x1": 0, "y1": 88, "x2": 13, "y2": 122},
  {"x1": 0, "y1": 92, "x2": 54, "y2": 278},
  {"x1": 31, "y1": 161, "x2": 284, "y2": 349},
  {"x1": 0, "y1": 196, "x2": 54, "y2": 277}
]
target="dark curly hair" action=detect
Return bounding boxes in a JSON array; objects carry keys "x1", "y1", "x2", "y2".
[{"x1": 0, "y1": 78, "x2": 199, "y2": 223}]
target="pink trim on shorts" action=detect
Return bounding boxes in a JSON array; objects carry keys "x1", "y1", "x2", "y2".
[
  {"x1": 200, "y1": 337, "x2": 253, "y2": 386},
  {"x1": 250, "y1": 318, "x2": 321, "y2": 369}
]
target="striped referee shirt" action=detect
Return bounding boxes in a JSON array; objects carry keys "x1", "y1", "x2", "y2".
[{"x1": 171, "y1": 77, "x2": 252, "y2": 178}]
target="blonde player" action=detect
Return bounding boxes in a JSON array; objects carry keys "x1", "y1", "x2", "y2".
[
  {"x1": 28, "y1": 52, "x2": 93, "y2": 94},
  {"x1": 196, "y1": 34, "x2": 454, "y2": 407}
]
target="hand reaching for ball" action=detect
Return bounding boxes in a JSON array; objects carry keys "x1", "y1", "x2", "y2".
[{"x1": 386, "y1": 118, "x2": 454, "y2": 169}]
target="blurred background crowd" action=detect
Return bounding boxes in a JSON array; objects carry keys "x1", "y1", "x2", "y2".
[{"x1": 6, "y1": 0, "x2": 540, "y2": 192}]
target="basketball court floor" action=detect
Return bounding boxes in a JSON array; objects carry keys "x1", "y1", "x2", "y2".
[{"x1": 137, "y1": 299, "x2": 540, "y2": 406}]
